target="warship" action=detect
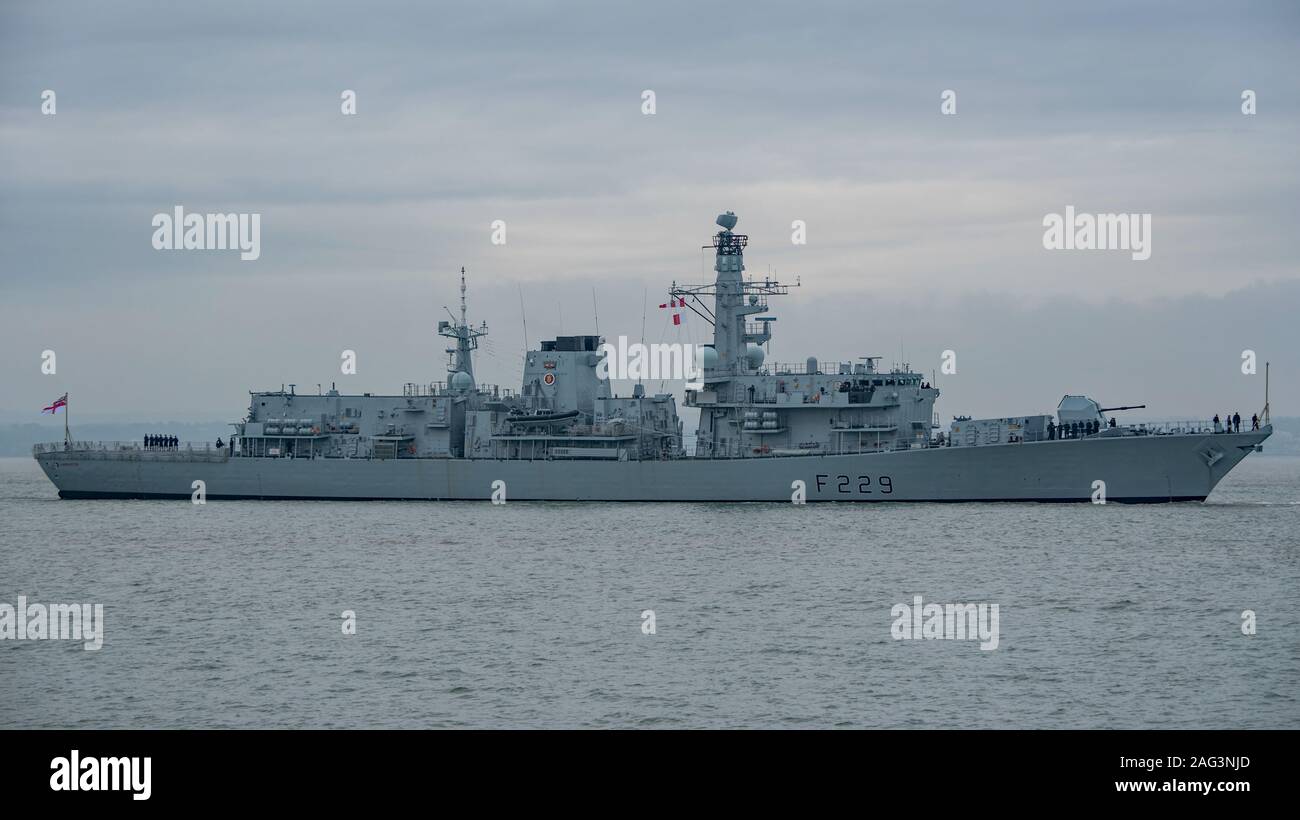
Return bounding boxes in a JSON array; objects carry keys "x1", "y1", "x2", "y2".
[{"x1": 35, "y1": 211, "x2": 1272, "y2": 502}]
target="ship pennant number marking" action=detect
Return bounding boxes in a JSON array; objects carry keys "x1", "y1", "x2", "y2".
[{"x1": 815, "y1": 474, "x2": 894, "y2": 495}]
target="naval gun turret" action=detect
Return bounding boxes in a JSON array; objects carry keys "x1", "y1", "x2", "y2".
[
  {"x1": 1056, "y1": 395, "x2": 1105, "y2": 426},
  {"x1": 1056, "y1": 396, "x2": 1146, "y2": 426}
]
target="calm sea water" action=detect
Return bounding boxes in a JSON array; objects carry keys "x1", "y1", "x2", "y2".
[{"x1": 1, "y1": 455, "x2": 1297, "y2": 729}]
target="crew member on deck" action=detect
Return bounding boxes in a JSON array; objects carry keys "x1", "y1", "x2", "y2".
[
  {"x1": 1233, "y1": 412, "x2": 1241, "y2": 433},
  {"x1": 216, "y1": 437, "x2": 224, "y2": 449},
  {"x1": 1252, "y1": 414, "x2": 1260, "y2": 431}
]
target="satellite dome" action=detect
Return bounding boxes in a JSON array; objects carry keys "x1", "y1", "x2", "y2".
[
  {"x1": 450, "y1": 371, "x2": 473, "y2": 390},
  {"x1": 716, "y1": 211, "x2": 738, "y2": 231},
  {"x1": 700, "y1": 346, "x2": 719, "y2": 370},
  {"x1": 745, "y1": 343, "x2": 765, "y2": 369}
]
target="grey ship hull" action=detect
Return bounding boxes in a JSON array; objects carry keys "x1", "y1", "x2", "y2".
[{"x1": 36, "y1": 427, "x2": 1269, "y2": 502}]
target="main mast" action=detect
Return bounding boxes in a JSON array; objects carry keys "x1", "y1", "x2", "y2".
[
  {"x1": 670, "y1": 211, "x2": 789, "y2": 382},
  {"x1": 438, "y1": 266, "x2": 488, "y2": 392},
  {"x1": 711, "y1": 211, "x2": 747, "y2": 373}
]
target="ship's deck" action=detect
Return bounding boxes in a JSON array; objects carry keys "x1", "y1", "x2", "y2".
[{"x1": 33, "y1": 423, "x2": 1270, "y2": 464}]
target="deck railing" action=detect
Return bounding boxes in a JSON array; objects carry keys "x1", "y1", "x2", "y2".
[
  {"x1": 403, "y1": 382, "x2": 515, "y2": 399},
  {"x1": 1119, "y1": 420, "x2": 1246, "y2": 435},
  {"x1": 33, "y1": 441, "x2": 232, "y2": 460}
]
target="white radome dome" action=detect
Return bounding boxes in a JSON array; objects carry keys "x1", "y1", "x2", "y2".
[
  {"x1": 450, "y1": 371, "x2": 473, "y2": 390},
  {"x1": 745, "y1": 344, "x2": 765, "y2": 368}
]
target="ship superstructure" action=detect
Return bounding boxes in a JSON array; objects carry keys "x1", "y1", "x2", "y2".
[
  {"x1": 34, "y1": 211, "x2": 1272, "y2": 502},
  {"x1": 675, "y1": 211, "x2": 935, "y2": 458}
]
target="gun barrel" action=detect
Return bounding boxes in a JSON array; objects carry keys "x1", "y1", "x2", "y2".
[{"x1": 1099, "y1": 404, "x2": 1146, "y2": 412}]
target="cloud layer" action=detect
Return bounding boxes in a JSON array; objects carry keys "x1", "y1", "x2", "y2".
[{"x1": 2, "y1": 0, "x2": 1296, "y2": 421}]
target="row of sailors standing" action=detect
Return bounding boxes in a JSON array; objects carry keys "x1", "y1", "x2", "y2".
[
  {"x1": 1046, "y1": 418, "x2": 1114, "y2": 440},
  {"x1": 1044, "y1": 412, "x2": 1260, "y2": 440},
  {"x1": 144, "y1": 434, "x2": 177, "y2": 449},
  {"x1": 1215, "y1": 412, "x2": 1260, "y2": 433}
]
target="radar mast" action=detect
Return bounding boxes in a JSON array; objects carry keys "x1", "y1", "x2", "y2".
[
  {"x1": 439, "y1": 266, "x2": 488, "y2": 391},
  {"x1": 668, "y1": 211, "x2": 793, "y2": 380}
]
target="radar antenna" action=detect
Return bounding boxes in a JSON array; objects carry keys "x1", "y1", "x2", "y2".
[{"x1": 438, "y1": 266, "x2": 488, "y2": 389}]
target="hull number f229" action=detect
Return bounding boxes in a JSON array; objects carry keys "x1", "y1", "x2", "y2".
[{"x1": 814, "y1": 474, "x2": 894, "y2": 495}]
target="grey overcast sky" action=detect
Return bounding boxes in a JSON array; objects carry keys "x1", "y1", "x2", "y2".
[{"x1": 2, "y1": 0, "x2": 1297, "y2": 425}]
